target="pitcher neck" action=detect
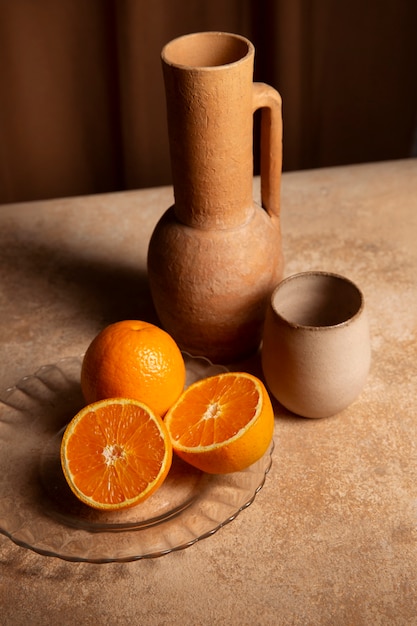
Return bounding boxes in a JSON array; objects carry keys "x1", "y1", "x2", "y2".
[{"x1": 162, "y1": 33, "x2": 256, "y2": 229}]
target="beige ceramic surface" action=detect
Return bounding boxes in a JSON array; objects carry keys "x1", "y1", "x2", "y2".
[
  {"x1": 262, "y1": 271, "x2": 371, "y2": 418},
  {"x1": 147, "y1": 33, "x2": 283, "y2": 362},
  {"x1": 1, "y1": 159, "x2": 417, "y2": 625}
]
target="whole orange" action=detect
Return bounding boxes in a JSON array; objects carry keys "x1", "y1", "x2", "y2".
[{"x1": 80, "y1": 320, "x2": 186, "y2": 416}]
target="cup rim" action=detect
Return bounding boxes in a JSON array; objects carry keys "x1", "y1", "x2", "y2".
[
  {"x1": 270, "y1": 271, "x2": 366, "y2": 330},
  {"x1": 161, "y1": 31, "x2": 254, "y2": 71}
]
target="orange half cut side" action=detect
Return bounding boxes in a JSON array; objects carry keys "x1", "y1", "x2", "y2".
[
  {"x1": 164, "y1": 372, "x2": 274, "y2": 474},
  {"x1": 60, "y1": 398, "x2": 172, "y2": 510}
]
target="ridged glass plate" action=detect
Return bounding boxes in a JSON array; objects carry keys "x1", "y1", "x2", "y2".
[{"x1": 0, "y1": 354, "x2": 273, "y2": 563}]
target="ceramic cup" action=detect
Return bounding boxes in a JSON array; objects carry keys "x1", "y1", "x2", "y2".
[{"x1": 261, "y1": 271, "x2": 371, "y2": 418}]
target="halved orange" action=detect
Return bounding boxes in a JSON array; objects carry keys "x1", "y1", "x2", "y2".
[
  {"x1": 60, "y1": 398, "x2": 172, "y2": 510},
  {"x1": 164, "y1": 372, "x2": 274, "y2": 474}
]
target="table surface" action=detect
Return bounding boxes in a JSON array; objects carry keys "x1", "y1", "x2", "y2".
[{"x1": 1, "y1": 159, "x2": 416, "y2": 625}]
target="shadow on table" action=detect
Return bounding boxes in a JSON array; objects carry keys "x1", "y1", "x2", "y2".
[{"x1": 1, "y1": 231, "x2": 160, "y2": 327}]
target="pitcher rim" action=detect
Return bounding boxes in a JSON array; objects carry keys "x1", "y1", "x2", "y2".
[{"x1": 161, "y1": 31, "x2": 254, "y2": 71}]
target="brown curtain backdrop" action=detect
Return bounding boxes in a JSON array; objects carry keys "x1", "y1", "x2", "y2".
[{"x1": 1, "y1": 0, "x2": 416, "y2": 204}]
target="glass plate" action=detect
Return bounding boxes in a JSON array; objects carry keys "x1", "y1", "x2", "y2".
[{"x1": 0, "y1": 354, "x2": 273, "y2": 563}]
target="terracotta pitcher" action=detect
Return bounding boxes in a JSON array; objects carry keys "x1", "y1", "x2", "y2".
[{"x1": 147, "y1": 32, "x2": 284, "y2": 362}]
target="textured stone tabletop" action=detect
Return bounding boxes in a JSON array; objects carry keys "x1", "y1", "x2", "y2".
[{"x1": 0, "y1": 160, "x2": 416, "y2": 625}]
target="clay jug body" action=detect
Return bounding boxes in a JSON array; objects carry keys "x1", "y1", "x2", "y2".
[{"x1": 147, "y1": 32, "x2": 284, "y2": 362}]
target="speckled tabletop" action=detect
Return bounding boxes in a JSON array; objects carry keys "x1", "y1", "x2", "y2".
[{"x1": 1, "y1": 160, "x2": 416, "y2": 625}]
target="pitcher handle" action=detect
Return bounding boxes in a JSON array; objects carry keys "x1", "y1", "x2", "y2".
[{"x1": 252, "y1": 83, "x2": 282, "y2": 219}]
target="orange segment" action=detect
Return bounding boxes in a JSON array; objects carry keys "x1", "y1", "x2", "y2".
[
  {"x1": 61, "y1": 398, "x2": 172, "y2": 510},
  {"x1": 164, "y1": 372, "x2": 274, "y2": 474}
]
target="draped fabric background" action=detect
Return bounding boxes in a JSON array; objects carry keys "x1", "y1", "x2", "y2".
[{"x1": 1, "y1": 0, "x2": 416, "y2": 204}]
